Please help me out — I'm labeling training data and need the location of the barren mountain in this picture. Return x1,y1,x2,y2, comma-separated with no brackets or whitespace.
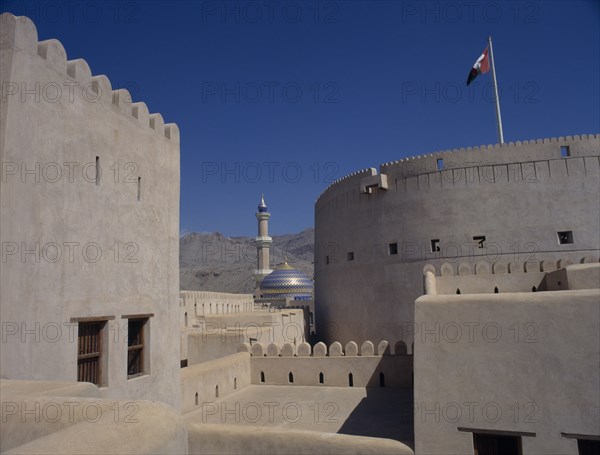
179,228,314,294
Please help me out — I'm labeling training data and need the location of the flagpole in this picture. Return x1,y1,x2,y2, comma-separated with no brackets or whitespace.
488,36,504,144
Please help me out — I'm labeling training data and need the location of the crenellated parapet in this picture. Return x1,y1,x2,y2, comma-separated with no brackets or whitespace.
423,257,600,295
380,134,599,173
423,255,599,278
247,340,413,388
316,133,599,206
315,167,375,202
0,13,179,142
241,339,411,357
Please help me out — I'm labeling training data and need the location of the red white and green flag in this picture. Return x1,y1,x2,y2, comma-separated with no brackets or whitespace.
466,47,490,86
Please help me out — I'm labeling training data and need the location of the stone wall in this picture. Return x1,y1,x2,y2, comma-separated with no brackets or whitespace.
413,282,600,455
423,256,599,295
0,379,187,454
243,340,412,388
183,308,305,364
180,291,255,325
187,423,414,455
181,352,251,415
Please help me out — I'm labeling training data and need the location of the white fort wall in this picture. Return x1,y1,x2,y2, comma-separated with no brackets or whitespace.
0,14,181,408
243,340,412,388
315,135,600,345
180,290,306,364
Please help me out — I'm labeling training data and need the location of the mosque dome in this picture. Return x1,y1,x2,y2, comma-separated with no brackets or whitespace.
259,262,314,301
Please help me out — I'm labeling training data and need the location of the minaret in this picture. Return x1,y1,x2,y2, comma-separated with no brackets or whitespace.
255,194,272,293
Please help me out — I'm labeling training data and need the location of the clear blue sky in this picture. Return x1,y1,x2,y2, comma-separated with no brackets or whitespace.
3,0,599,236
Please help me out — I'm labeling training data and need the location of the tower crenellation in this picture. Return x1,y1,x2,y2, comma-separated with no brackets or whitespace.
0,13,179,143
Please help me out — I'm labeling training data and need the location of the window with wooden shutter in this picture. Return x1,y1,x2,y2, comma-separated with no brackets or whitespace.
127,318,147,378
77,321,106,385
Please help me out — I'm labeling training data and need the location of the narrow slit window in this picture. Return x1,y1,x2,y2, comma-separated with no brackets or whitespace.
95,156,100,185
388,243,398,255
560,145,570,157
430,239,440,252
557,231,574,244
137,177,141,201
348,373,354,387
195,393,199,406
288,372,294,383
347,252,354,261
436,158,444,170
379,372,385,387
319,372,324,384
325,255,330,265
473,235,486,248
260,371,265,383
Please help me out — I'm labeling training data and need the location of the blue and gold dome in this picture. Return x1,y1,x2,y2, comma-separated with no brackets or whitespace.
259,262,313,301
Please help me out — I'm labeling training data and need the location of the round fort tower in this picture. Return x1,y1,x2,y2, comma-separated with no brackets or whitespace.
314,134,600,347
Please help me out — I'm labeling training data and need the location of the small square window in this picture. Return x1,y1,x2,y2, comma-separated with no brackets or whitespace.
430,239,440,252
560,145,570,157
473,235,486,248
557,231,573,244
347,252,354,261
388,243,398,255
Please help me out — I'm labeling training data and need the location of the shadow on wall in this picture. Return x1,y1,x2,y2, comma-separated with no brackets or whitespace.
337,367,414,448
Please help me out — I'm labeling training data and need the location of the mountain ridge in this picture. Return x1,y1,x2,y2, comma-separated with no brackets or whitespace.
180,227,314,294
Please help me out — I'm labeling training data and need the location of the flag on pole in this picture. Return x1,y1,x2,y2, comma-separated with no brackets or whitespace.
466,48,490,86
